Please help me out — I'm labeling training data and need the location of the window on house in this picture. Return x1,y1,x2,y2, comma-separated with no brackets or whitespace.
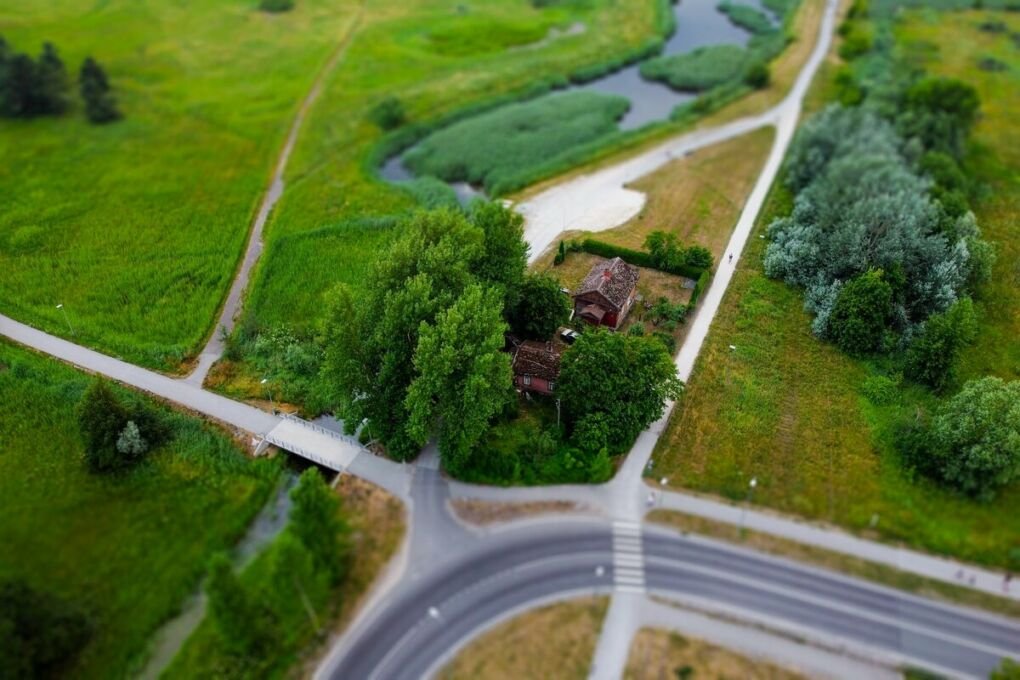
523,375,532,386
548,382,556,391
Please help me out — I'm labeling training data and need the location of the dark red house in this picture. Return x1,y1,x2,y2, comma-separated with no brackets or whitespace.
572,257,639,330
512,341,562,395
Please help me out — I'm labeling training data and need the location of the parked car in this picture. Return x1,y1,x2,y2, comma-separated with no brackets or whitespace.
560,328,581,345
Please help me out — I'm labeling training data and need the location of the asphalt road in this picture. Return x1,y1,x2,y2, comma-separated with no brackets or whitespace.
324,523,1020,680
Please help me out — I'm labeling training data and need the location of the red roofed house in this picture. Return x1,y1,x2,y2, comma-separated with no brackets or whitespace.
511,341,562,396
572,257,640,330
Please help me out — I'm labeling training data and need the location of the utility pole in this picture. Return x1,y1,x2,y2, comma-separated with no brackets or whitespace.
261,378,276,414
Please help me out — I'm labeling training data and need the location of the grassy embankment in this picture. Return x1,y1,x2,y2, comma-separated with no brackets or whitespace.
0,0,361,369
625,628,805,680
0,340,279,679
650,8,1020,569
165,475,405,678
439,598,608,680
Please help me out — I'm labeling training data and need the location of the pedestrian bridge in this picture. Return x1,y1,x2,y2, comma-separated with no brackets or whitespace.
264,414,363,471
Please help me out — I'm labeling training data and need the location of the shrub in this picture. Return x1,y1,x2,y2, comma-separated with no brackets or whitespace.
79,57,120,124
838,22,873,60
368,96,405,131
861,375,899,405
929,377,1020,499
259,0,294,12
827,270,892,355
640,45,750,92
903,297,977,390
76,379,130,472
580,238,706,278
744,60,771,89
554,240,566,265
289,469,350,584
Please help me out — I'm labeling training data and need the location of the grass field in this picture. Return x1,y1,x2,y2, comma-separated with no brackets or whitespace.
625,628,804,680
0,340,279,679
649,9,1020,569
0,0,361,368
165,475,405,678
439,598,608,680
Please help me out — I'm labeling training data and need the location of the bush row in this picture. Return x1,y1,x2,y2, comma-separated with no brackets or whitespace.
574,237,708,279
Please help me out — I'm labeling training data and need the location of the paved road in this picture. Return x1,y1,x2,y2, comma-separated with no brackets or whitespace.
320,522,1020,680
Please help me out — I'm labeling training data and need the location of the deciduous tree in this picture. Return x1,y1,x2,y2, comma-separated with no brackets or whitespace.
507,273,570,340
289,469,350,584
827,270,892,355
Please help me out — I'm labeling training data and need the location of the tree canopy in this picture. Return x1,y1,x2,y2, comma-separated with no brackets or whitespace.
289,469,350,585
507,273,571,340
0,580,91,679
557,331,683,451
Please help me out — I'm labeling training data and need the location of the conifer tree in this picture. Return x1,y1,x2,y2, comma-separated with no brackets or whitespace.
79,56,120,123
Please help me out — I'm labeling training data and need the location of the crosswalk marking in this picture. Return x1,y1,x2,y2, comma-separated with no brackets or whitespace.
612,521,645,594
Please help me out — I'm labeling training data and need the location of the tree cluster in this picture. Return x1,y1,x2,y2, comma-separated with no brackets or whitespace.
0,579,91,678
75,379,167,472
206,469,350,659
764,104,992,363
321,204,545,471
900,378,1020,500
0,36,119,123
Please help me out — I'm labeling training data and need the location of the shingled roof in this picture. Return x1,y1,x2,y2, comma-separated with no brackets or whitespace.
574,257,639,310
512,341,562,381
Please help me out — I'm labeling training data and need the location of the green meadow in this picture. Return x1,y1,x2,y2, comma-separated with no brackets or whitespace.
0,0,360,368
0,340,279,678
651,8,1020,569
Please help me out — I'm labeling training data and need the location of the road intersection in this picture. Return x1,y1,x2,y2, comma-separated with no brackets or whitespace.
2,0,1019,675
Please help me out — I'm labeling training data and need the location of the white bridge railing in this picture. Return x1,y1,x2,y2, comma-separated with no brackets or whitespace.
280,413,364,448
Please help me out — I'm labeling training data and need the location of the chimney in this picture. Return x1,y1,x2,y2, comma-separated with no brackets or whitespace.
602,268,612,281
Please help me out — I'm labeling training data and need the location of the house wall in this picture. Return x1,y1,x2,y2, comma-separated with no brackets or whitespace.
515,375,553,395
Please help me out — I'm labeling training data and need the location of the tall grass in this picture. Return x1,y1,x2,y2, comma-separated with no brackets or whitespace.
0,0,362,368
0,340,279,679
402,92,630,194
641,45,751,91
718,1,777,34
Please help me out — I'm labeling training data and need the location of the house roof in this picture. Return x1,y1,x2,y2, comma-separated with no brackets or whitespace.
574,257,639,310
512,341,562,381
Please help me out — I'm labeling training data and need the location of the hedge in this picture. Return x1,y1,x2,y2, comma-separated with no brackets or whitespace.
687,269,711,309
577,238,707,279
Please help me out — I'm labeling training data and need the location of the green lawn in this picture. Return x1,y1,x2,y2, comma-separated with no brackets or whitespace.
651,10,1020,570
0,341,279,678
0,0,361,368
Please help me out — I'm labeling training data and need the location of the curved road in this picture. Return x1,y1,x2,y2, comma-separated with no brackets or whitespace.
325,522,1020,680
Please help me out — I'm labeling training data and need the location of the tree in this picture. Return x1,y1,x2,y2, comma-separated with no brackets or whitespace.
471,201,528,309
79,57,120,124
259,0,295,12
682,245,713,270
744,60,770,89
826,270,892,355
900,77,980,157
406,285,512,473
269,532,322,633
645,231,681,269
557,331,683,451
929,377,1020,499
289,469,350,584
76,379,130,472
115,420,148,458
367,96,404,130
904,297,977,390
991,659,1020,680
206,554,271,655
0,579,91,679
507,273,571,340
1,53,39,117
36,42,69,114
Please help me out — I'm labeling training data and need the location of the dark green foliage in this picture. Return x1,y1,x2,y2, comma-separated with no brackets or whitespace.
79,57,120,124
899,76,980,157
904,297,977,390
640,45,750,92
76,379,130,471
259,0,295,12
368,96,405,131
0,580,91,679
687,270,712,310
991,659,1020,680
508,273,571,340
403,92,629,195
558,331,684,451
838,21,873,60
744,60,771,89
37,42,70,114
579,237,708,278
645,231,715,271
827,270,893,355
0,39,71,118
928,378,1020,499
718,2,776,34
205,554,273,655
834,66,865,105
977,56,1008,72
472,201,529,309
554,240,567,265
289,469,350,585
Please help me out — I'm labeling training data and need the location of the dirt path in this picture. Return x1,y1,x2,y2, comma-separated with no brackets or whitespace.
185,11,365,385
